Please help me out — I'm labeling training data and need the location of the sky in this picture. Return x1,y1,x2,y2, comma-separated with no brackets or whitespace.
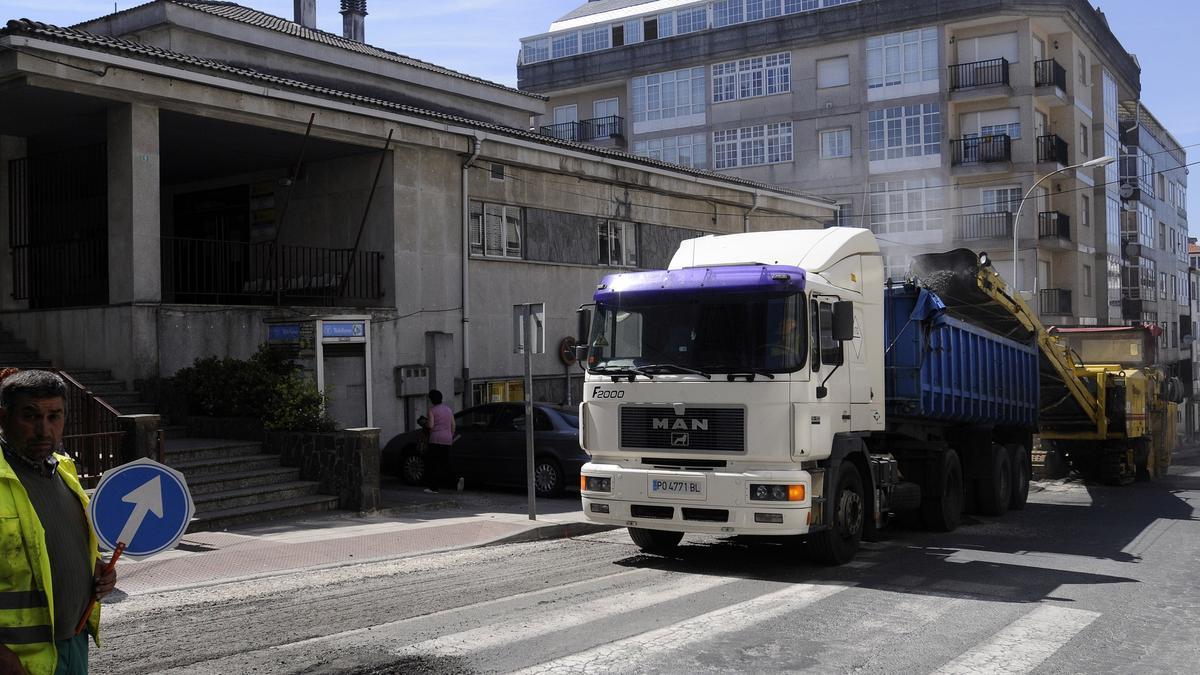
2,0,1198,229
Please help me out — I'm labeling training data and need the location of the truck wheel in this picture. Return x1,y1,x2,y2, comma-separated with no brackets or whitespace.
922,449,963,532
627,527,683,554
807,461,864,565
976,444,1011,516
1008,444,1029,510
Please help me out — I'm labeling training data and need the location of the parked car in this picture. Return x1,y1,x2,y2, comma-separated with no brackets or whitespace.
382,402,586,497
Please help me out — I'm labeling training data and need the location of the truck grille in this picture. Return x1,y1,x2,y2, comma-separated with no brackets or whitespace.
619,406,745,453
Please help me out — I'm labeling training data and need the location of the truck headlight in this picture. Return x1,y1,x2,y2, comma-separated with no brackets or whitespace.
582,475,611,492
749,483,805,501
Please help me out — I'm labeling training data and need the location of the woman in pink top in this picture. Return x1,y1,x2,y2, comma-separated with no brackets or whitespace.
423,389,456,493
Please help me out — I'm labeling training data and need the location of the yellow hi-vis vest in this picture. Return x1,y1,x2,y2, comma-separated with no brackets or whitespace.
0,451,102,675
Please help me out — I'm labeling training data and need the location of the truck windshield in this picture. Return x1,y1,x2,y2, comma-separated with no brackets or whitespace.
587,291,806,374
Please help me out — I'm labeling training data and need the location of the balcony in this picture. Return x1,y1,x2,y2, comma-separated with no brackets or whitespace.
952,135,1012,167
948,58,1010,97
956,211,1013,241
1034,58,1067,90
538,115,625,145
1037,134,1069,166
1039,288,1072,316
1038,211,1070,241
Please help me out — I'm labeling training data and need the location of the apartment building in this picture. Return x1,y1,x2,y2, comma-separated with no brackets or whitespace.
518,0,1153,327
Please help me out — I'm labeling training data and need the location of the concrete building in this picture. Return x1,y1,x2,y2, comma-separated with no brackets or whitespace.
518,0,1157,329
0,1,834,443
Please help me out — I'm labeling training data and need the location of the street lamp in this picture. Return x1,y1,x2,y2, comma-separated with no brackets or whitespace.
1011,154,1116,304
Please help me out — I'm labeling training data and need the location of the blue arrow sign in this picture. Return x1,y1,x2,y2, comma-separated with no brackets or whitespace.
88,458,195,559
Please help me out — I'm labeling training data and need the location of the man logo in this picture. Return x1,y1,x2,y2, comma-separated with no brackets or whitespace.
671,432,690,447
652,418,709,431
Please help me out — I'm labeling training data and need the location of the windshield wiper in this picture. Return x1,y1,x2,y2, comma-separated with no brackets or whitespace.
723,368,776,381
589,365,654,382
637,364,712,379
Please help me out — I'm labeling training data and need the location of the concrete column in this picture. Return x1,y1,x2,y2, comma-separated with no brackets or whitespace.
118,413,162,463
107,103,162,304
0,136,29,311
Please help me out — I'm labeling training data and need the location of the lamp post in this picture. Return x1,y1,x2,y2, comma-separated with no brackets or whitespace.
1012,154,1116,307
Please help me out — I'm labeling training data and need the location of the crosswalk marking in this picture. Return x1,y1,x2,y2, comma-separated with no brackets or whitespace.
933,604,1099,675
514,582,852,675
390,573,733,659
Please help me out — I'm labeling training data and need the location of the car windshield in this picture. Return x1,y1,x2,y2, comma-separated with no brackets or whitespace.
587,290,806,374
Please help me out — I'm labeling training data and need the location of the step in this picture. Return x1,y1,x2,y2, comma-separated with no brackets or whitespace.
79,380,128,394
187,494,342,532
162,440,264,463
167,454,284,477
63,369,115,383
160,425,191,440
193,481,323,512
97,391,144,406
116,403,158,415
186,466,303,495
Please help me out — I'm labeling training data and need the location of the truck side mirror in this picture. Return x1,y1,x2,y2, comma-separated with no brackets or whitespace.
832,301,854,342
576,306,592,345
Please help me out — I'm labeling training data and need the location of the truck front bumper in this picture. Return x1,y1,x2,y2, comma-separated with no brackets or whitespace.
580,462,814,536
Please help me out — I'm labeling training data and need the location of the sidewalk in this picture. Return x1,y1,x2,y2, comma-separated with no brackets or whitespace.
107,478,611,598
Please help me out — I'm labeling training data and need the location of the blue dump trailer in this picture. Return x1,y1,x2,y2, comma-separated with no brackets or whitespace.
869,282,1040,530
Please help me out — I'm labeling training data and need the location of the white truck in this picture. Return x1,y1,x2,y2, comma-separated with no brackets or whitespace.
576,229,1038,564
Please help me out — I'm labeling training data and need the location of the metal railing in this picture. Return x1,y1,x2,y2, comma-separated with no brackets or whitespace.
1037,134,1069,165
956,211,1013,240
1038,211,1071,240
56,370,125,489
951,135,1012,165
161,237,385,306
538,115,625,142
948,57,1010,91
1034,58,1067,90
1038,288,1072,315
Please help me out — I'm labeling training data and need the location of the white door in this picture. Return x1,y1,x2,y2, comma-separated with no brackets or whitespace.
552,104,578,140
591,98,619,139
1033,36,1045,62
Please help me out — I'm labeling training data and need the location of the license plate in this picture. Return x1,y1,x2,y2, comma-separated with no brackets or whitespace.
648,476,705,500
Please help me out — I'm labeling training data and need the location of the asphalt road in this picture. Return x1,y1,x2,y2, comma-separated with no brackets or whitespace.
95,449,1200,674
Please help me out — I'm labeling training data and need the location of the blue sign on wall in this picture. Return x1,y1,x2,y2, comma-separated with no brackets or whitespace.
322,321,365,339
268,323,302,343
88,458,195,559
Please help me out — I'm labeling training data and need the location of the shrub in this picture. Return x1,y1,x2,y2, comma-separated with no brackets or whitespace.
264,372,337,432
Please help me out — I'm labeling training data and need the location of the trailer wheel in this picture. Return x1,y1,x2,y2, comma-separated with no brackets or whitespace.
922,449,963,532
627,527,683,554
976,444,1011,516
808,461,864,565
1008,444,1029,511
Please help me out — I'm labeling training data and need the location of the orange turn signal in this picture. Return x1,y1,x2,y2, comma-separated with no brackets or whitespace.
788,484,805,501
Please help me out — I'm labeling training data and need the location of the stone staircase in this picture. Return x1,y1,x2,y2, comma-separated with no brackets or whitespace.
164,434,341,532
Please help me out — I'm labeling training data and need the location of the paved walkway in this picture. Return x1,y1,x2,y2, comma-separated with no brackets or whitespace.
107,479,606,598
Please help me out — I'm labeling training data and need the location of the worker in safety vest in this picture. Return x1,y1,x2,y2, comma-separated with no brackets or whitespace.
0,370,115,675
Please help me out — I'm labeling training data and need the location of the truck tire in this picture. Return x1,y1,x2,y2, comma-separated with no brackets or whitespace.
976,444,1011,516
1008,444,1029,510
627,527,683,554
807,461,864,565
922,449,963,532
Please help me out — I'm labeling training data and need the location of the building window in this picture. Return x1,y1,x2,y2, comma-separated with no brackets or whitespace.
598,221,637,266
820,128,851,158
522,38,549,64
1079,124,1089,156
469,201,523,258
623,17,643,44
867,27,939,90
633,133,709,168
676,7,707,34
551,32,579,59
1078,52,1088,84
835,201,854,227
785,0,820,11
1081,194,1090,227
868,103,941,161
817,56,850,88
868,179,945,235
714,0,744,27
712,53,791,102
657,12,675,37
1083,264,1093,296
580,26,610,53
631,67,706,123
713,122,793,169
982,186,1022,214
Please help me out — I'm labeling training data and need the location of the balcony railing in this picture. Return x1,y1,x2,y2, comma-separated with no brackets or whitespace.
956,211,1013,240
538,115,625,143
161,237,386,306
1039,288,1072,315
1034,58,1067,90
1038,211,1071,240
952,135,1012,166
949,57,1010,91
1037,134,1069,165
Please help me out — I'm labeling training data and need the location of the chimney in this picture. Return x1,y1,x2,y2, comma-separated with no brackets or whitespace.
294,0,316,29
340,0,366,42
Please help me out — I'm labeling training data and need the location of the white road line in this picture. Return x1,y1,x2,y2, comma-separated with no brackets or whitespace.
515,582,852,675
933,604,1100,675
390,573,733,659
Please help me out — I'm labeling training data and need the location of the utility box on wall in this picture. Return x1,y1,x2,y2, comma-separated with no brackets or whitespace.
394,365,430,398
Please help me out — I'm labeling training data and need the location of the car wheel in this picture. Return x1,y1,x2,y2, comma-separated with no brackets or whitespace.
400,447,425,485
628,527,683,553
534,456,564,497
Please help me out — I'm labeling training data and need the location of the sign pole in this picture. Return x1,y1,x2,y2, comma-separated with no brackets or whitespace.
523,305,536,521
